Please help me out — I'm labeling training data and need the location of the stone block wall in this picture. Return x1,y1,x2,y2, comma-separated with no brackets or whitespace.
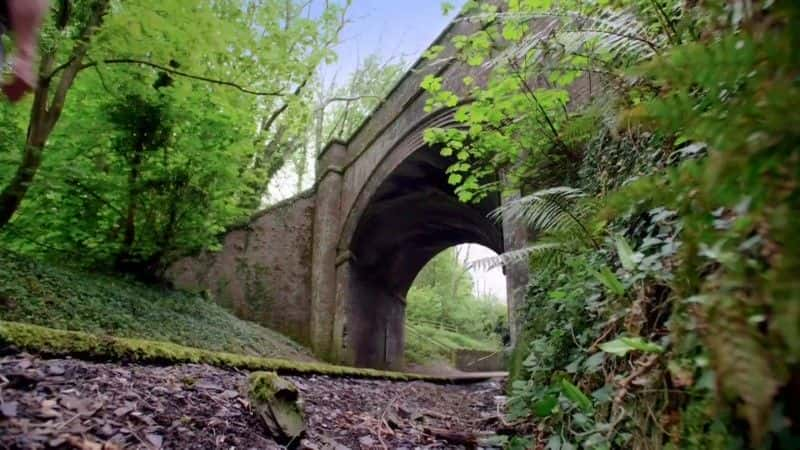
165,193,316,345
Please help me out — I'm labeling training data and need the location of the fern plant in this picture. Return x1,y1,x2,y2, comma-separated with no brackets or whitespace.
471,186,597,271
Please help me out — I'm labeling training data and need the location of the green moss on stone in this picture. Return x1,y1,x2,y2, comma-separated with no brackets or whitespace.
0,321,448,381
248,371,296,402
247,371,306,442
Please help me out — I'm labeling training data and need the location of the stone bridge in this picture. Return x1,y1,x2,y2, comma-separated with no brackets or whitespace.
167,16,530,370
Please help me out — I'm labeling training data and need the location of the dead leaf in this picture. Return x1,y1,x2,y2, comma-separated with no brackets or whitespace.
66,435,104,450
1,401,18,418
113,405,134,418
146,433,163,449
195,382,223,391
46,364,66,376
40,399,60,418
221,389,239,399
96,423,115,438
60,396,85,412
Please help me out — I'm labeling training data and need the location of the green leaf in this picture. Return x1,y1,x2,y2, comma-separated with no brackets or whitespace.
502,22,526,42
533,394,558,417
560,379,593,412
448,174,463,185
421,75,442,93
584,352,606,372
457,190,474,202
599,337,664,357
615,236,642,271
591,267,625,296
440,1,455,15
423,45,446,60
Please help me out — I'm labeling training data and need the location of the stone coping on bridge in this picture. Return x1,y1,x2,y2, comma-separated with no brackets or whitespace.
0,321,504,384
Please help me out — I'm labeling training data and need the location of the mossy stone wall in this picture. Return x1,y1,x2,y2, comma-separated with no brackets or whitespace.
166,194,316,346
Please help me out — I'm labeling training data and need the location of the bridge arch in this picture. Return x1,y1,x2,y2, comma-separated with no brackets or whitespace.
328,109,504,369
336,108,469,253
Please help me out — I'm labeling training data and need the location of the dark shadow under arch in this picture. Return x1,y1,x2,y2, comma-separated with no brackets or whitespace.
343,144,503,368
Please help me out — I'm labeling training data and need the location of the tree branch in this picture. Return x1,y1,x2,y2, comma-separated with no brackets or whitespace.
319,94,383,110
47,58,289,97
509,61,566,150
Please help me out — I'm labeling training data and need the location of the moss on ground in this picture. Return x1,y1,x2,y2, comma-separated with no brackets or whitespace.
0,321,453,381
0,251,311,360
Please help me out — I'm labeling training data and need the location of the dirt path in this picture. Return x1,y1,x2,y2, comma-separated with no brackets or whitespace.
0,354,507,449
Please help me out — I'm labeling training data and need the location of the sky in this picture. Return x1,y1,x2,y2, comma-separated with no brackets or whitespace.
270,0,507,302
321,0,465,82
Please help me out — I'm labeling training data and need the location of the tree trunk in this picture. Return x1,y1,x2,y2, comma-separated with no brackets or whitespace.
0,55,54,227
118,147,143,264
0,0,110,229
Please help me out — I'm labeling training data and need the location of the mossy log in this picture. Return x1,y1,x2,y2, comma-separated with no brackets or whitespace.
246,372,305,444
0,321,435,380
0,321,501,383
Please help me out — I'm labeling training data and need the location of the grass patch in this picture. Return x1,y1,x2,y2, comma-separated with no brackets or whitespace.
0,252,312,361
405,322,499,365
0,321,446,381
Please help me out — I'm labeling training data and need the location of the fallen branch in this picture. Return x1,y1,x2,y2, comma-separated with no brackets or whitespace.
614,354,661,405
377,391,403,450
424,427,479,448
420,409,450,420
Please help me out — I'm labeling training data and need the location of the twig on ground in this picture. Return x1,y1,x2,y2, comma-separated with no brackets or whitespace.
377,390,403,450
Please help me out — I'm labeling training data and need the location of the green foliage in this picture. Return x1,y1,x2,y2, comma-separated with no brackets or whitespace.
406,248,507,340
320,54,406,143
598,337,663,357
428,0,799,448
0,251,311,360
404,322,497,366
404,248,507,365
423,0,676,203
0,0,347,274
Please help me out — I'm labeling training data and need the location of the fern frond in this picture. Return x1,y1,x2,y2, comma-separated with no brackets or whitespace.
484,9,660,70
469,243,564,271
487,187,598,267
569,9,661,58
490,187,586,235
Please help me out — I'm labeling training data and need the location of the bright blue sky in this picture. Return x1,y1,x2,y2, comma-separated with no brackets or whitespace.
321,0,467,81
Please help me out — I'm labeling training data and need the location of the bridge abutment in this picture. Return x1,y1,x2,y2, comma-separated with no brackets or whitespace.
325,254,407,370
310,141,347,361
501,189,530,347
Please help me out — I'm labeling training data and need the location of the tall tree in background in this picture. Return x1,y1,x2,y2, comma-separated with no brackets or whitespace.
0,0,349,274
285,53,406,194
